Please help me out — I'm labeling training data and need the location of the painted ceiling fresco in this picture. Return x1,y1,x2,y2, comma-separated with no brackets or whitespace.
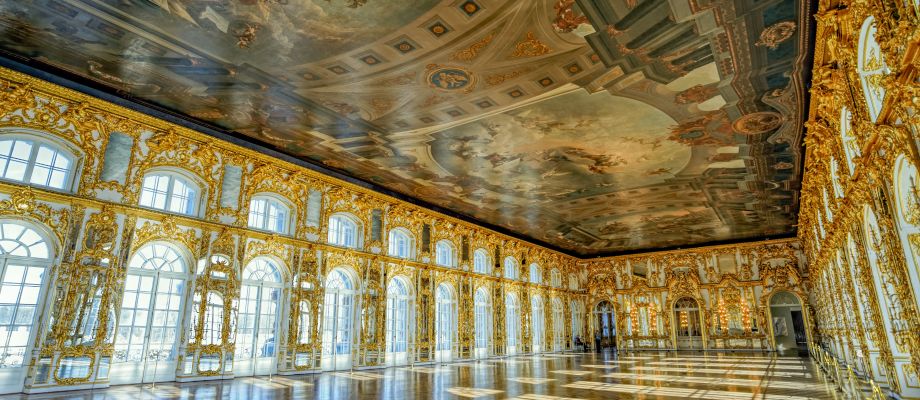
0,0,810,255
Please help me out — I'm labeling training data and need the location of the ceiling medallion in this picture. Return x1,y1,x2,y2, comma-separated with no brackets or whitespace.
732,111,784,135
755,21,796,50
425,64,477,93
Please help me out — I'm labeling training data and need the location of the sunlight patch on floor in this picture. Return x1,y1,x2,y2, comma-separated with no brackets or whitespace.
508,377,556,384
631,365,812,378
330,371,386,381
446,387,504,398
600,372,829,391
562,381,825,400
506,393,587,400
550,370,594,376
646,361,807,371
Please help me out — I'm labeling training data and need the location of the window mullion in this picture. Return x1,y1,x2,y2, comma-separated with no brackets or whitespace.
164,177,176,212
23,142,39,184
142,272,161,360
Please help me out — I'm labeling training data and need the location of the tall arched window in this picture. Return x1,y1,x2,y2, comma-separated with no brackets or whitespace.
474,288,491,358
531,295,545,352
139,172,200,216
235,258,284,376
321,269,356,371
0,137,76,191
505,293,520,355
530,263,542,285
857,17,888,122
570,300,584,347
327,214,359,249
385,277,411,366
473,249,490,274
0,221,52,394
435,240,455,268
552,298,564,351
387,229,413,259
113,243,189,384
594,301,616,349
435,283,456,361
504,257,519,280
248,195,291,234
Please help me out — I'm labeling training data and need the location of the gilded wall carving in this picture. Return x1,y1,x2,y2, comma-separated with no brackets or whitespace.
582,239,810,352
0,66,585,392
799,0,920,396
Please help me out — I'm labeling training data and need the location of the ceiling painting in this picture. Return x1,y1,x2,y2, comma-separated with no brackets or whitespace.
0,0,810,255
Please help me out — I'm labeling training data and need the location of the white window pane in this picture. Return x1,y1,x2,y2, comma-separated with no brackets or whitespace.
142,176,158,190
53,153,70,169
0,285,20,303
153,175,170,191
35,146,54,164
29,165,51,186
152,191,167,210
2,224,23,241
5,160,27,181
11,141,32,161
3,265,24,284
24,268,43,285
48,170,67,189
18,286,39,305
139,190,154,208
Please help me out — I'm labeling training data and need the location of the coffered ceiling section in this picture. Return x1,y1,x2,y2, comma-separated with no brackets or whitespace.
0,0,809,255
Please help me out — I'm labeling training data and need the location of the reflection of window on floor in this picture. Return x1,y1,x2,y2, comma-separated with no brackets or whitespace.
445,387,504,398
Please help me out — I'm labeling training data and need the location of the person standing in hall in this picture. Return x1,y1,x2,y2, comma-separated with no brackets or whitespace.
594,331,601,352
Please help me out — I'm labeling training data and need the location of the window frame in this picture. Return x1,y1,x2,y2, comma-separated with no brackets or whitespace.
114,242,191,365
529,263,542,285
435,240,456,268
0,135,79,192
387,228,414,259
504,257,519,280
327,214,360,249
138,170,203,217
247,194,293,234
0,220,53,371
473,249,490,274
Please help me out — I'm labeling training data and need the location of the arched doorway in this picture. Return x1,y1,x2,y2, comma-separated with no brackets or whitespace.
112,242,190,385
531,295,545,353
0,221,54,394
571,300,584,350
552,298,564,352
673,297,703,350
235,258,284,376
385,277,411,366
435,283,456,362
593,300,616,350
768,291,808,354
474,288,491,359
505,293,520,355
321,268,356,371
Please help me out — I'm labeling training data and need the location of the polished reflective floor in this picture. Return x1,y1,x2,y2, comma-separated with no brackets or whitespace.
0,351,842,400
